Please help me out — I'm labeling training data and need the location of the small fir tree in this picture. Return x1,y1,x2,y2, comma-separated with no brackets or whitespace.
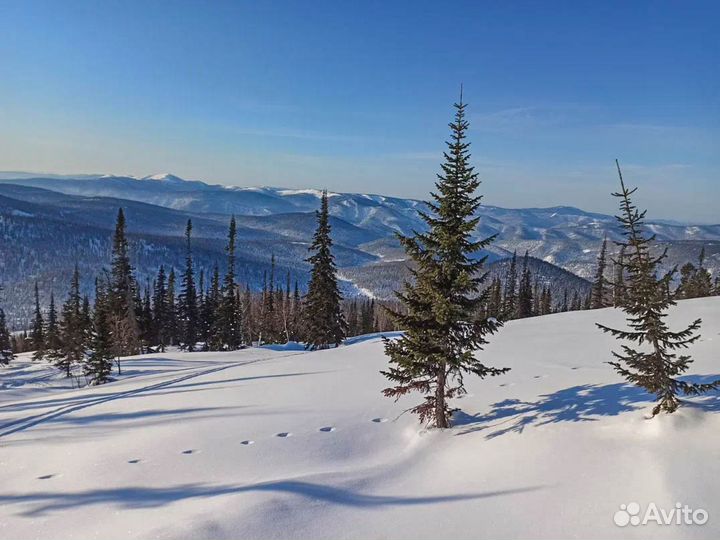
597,161,720,415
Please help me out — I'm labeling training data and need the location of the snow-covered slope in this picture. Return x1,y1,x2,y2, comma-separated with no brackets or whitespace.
2,298,719,539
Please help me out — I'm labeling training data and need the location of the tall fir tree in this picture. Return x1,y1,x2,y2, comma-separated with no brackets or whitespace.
382,95,508,428
57,265,85,377
152,265,169,351
517,251,534,318
590,236,610,309
597,161,719,415
215,216,243,349
203,264,221,350
303,190,347,349
31,282,46,361
85,278,114,384
45,292,62,361
502,251,518,318
179,220,199,351
109,208,139,356
166,268,178,346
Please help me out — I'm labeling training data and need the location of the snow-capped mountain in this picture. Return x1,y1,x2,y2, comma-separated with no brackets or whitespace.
0,172,718,325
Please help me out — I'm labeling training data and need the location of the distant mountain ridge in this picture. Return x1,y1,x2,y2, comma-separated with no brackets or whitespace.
0,172,718,327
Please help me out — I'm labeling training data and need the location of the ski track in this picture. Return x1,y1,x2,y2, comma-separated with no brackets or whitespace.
0,352,304,440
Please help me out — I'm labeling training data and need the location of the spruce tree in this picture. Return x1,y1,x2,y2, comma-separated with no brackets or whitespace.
517,251,534,318
382,95,508,428
139,282,153,352
303,190,347,349
45,292,62,361
503,251,518,318
0,314,12,364
597,161,719,415
57,265,85,377
216,216,242,349
203,264,221,350
179,220,198,351
152,265,169,352
166,268,178,345
85,278,114,384
691,247,713,298
290,281,302,341
591,236,609,309
31,282,46,361
109,208,139,356
0,306,13,365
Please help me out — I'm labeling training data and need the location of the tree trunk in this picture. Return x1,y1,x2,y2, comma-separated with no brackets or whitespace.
435,364,449,428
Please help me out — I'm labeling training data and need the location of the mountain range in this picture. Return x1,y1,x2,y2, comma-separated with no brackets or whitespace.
0,172,718,327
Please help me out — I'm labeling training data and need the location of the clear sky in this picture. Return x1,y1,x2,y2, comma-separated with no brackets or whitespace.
0,1,718,221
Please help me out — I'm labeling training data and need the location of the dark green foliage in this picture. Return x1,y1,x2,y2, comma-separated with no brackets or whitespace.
57,265,86,377
517,251,534,318
503,251,518,317
31,282,45,361
0,307,13,365
303,191,347,350
382,96,508,428
202,264,221,350
152,265,170,352
109,208,139,356
591,236,610,309
676,248,713,299
85,278,114,385
179,220,198,351
166,268,179,346
214,216,243,349
597,161,719,416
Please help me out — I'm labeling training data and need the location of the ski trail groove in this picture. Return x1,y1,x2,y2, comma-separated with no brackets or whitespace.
0,352,304,440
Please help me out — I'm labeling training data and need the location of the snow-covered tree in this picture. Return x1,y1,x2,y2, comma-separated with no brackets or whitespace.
597,161,720,415
383,95,508,428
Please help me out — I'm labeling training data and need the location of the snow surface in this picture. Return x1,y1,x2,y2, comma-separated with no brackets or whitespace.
1,298,719,539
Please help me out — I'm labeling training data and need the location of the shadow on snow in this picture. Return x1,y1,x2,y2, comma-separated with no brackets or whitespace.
0,481,544,516
454,374,720,439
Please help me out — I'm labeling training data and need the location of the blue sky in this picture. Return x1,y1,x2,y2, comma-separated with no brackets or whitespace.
0,1,718,221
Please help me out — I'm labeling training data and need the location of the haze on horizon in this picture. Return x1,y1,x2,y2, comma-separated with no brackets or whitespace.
0,1,718,222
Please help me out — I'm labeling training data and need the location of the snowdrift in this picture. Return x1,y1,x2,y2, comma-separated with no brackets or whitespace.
1,298,719,539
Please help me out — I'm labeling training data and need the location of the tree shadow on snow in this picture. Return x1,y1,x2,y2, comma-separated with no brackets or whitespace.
454,374,720,439
0,481,544,517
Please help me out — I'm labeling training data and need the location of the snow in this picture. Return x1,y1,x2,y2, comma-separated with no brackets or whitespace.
142,173,185,183
1,297,719,539
276,188,341,198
